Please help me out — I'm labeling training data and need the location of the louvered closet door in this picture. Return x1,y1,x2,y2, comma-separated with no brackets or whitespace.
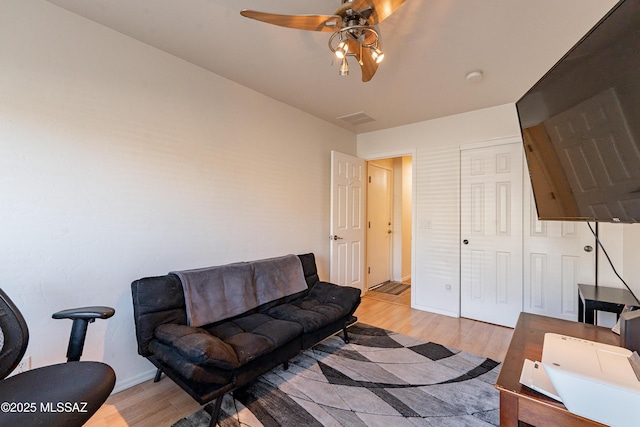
461,142,523,328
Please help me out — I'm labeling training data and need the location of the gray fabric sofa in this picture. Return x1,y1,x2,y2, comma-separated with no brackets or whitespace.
131,253,361,426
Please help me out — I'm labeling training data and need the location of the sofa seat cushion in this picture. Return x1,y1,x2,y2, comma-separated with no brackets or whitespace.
149,340,235,384
264,281,361,333
206,313,303,366
154,324,240,370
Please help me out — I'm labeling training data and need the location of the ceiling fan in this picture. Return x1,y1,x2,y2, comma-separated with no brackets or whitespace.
240,0,407,82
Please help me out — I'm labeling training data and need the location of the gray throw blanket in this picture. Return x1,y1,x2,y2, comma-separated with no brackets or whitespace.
172,254,308,327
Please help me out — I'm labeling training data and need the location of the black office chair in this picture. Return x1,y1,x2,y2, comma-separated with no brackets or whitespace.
0,288,116,426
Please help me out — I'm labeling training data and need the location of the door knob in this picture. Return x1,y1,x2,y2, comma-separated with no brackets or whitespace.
331,235,344,240
584,245,593,252
463,239,469,245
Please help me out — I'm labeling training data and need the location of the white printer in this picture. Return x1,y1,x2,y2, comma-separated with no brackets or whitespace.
520,333,640,427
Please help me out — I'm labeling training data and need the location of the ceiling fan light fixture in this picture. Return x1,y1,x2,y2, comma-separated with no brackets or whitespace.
335,41,349,59
339,57,349,76
371,47,384,64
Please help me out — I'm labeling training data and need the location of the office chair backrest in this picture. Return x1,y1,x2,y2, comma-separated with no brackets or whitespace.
0,288,29,380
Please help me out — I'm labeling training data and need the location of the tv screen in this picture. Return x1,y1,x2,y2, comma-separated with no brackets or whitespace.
516,0,640,223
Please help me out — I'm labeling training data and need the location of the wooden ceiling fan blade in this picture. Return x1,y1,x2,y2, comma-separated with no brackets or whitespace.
346,40,379,82
359,50,379,82
240,10,342,32
349,0,406,25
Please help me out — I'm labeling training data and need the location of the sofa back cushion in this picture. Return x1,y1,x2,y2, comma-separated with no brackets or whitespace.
172,254,308,327
298,253,320,288
172,262,255,328
251,255,308,305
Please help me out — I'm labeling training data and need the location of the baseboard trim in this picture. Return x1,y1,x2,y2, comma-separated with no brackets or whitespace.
112,368,157,394
411,302,459,318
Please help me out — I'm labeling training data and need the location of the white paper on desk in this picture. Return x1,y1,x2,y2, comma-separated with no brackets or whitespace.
519,359,563,402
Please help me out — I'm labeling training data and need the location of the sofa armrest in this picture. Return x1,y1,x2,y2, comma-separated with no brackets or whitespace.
154,324,240,370
307,281,361,314
131,275,187,357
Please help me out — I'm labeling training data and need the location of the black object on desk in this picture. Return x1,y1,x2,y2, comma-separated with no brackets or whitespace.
578,283,639,325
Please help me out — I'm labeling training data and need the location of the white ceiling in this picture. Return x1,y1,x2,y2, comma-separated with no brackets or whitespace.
45,0,617,134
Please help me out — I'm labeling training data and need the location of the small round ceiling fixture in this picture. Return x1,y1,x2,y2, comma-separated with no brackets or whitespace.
465,70,484,82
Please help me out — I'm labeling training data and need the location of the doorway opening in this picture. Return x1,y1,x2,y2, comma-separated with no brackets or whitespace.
365,156,412,306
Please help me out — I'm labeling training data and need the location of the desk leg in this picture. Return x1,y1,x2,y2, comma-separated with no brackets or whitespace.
499,392,519,427
578,296,584,323
585,301,595,325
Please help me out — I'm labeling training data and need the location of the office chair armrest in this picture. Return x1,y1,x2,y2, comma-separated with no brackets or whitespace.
52,306,115,361
52,306,115,321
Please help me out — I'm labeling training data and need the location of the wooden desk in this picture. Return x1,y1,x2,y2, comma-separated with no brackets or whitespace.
495,312,620,427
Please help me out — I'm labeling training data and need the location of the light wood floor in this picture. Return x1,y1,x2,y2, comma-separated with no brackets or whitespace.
85,290,513,427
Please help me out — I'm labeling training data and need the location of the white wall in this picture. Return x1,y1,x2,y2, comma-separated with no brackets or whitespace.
0,0,355,392
391,157,403,281
623,225,640,299
401,156,412,281
595,223,626,326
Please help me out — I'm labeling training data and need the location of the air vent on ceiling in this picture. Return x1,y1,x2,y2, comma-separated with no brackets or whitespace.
337,111,376,125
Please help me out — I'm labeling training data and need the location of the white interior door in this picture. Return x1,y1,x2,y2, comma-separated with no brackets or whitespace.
367,163,392,288
330,151,365,290
524,178,596,321
461,142,523,327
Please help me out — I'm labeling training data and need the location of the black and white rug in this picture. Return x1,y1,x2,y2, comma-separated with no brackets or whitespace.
172,324,501,427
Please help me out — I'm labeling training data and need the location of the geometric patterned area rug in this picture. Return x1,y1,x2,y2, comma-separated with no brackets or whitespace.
172,323,501,427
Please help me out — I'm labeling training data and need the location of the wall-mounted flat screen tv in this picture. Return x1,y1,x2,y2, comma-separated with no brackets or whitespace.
516,0,640,223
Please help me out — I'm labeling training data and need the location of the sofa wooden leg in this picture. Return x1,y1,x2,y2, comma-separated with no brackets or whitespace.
153,368,163,383
342,326,350,344
283,361,289,370
208,395,224,427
